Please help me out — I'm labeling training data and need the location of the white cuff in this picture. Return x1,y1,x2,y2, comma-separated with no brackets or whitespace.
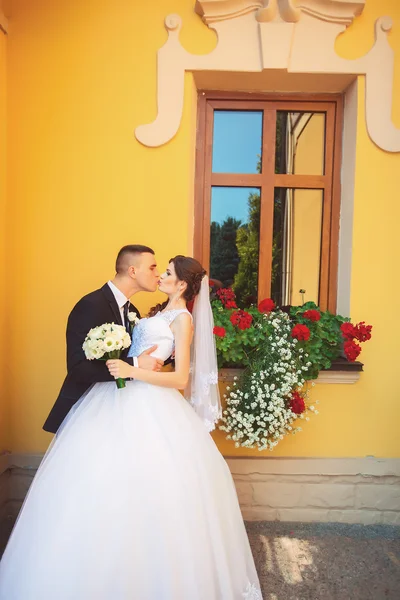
133,356,139,368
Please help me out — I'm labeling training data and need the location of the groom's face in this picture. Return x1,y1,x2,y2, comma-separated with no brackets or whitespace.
134,252,159,292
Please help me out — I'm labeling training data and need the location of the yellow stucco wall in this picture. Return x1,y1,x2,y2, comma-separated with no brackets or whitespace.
0,9,8,454
2,0,400,457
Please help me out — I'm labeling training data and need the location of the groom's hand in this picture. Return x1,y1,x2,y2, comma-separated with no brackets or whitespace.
138,346,163,372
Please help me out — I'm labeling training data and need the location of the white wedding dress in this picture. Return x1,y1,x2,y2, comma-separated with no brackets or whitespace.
0,309,262,600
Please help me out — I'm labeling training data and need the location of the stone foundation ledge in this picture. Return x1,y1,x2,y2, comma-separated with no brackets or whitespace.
226,457,400,525
0,454,42,522
1,455,399,526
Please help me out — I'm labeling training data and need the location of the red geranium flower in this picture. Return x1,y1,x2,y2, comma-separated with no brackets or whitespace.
230,310,253,330
225,300,237,309
340,322,357,340
341,321,372,344
258,298,276,313
303,309,321,322
216,288,237,309
213,326,226,338
289,391,306,415
291,323,311,341
353,321,372,342
344,340,361,362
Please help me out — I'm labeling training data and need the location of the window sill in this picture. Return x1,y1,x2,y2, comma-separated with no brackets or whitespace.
219,359,363,385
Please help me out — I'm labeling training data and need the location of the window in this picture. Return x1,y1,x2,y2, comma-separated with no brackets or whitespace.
194,92,343,311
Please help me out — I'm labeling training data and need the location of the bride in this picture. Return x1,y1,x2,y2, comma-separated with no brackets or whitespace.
0,255,262,600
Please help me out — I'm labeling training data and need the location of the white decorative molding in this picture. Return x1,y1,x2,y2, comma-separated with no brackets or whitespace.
0,453,42,482
4,453,400,477
227,456,400,477
135,0,400,153
195,0,265,24
296,0,365,25
260,0,301,23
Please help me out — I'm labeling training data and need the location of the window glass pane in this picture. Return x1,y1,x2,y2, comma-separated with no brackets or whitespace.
210,186,260,307
272,188,323,307
212,111,262,174
275,112,325,175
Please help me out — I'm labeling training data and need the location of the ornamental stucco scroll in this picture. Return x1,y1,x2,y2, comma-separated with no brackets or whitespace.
134,0,400,153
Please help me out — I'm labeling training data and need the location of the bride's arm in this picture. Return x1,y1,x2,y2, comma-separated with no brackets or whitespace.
106,313,192,389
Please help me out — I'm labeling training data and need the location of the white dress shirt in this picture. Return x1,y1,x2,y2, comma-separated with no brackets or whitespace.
107,280,129,325
107,281,138,366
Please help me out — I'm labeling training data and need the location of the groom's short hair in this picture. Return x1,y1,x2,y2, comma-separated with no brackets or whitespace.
116,244,155,273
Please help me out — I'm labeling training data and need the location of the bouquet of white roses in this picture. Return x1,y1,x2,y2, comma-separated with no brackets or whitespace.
82,323,131,389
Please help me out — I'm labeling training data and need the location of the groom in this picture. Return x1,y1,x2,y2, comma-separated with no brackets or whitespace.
43,244,163,433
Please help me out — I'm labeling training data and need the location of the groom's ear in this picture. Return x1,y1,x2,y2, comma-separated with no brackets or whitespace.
128,265,136,278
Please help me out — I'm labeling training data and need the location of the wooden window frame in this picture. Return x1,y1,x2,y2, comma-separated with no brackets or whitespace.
194,91,344,312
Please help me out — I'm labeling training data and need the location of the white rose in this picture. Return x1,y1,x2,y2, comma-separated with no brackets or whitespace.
89,327,103,340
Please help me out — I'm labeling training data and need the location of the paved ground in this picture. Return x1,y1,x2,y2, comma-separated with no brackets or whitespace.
1,515,399,598
246,521,400,600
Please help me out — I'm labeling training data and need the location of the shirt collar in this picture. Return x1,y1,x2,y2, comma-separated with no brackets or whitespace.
107,280,129,310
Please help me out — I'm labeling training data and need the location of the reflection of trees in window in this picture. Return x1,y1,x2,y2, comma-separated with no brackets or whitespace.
232,189,283,307
233,145,283,306
210,217,241,288
231,192,259,306
209,190,260,308
272,188,284,305
275,112,285,174
233,159,261,306
209,186,287,307
210,199,259,306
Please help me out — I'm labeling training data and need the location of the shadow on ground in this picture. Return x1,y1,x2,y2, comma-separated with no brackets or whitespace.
246,521,400,600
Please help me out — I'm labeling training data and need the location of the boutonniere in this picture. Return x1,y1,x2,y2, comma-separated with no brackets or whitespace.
127,311,140,334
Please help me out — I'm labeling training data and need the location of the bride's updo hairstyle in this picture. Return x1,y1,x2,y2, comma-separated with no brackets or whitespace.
173,255,207,302
148,255,206,317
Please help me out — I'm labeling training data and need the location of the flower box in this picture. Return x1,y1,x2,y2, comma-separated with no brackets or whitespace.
211,289,371,450
219,359,363,386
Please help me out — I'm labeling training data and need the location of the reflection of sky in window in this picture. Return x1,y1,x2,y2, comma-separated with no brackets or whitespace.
212,111,262,174
211,187,260,225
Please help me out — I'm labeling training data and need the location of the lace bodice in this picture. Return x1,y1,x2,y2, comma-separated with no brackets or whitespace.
127,309,191,361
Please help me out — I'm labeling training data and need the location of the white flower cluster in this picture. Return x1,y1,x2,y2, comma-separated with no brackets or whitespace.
128,311,140,325
219,311,315,451
82,323,131,360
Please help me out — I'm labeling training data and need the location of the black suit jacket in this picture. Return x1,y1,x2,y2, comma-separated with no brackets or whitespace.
43,283,140,433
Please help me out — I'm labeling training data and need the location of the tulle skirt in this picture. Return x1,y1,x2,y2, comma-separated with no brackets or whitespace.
0,380,262,599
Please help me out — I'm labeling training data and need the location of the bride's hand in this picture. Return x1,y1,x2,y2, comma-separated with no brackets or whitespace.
106,359,133,380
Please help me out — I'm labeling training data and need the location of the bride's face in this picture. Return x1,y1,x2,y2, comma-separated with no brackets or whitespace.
158,262,187,297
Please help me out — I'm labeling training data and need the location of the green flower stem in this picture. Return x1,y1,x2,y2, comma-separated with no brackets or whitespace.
100,351,126,389
116,377,126,389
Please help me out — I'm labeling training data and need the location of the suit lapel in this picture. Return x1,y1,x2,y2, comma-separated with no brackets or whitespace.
101,283,123,326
